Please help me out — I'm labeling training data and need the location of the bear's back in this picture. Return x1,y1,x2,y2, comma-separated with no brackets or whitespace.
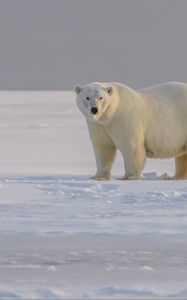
138,82,187,104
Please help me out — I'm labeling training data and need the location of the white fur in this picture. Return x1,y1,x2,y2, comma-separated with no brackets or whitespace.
75,81,187,180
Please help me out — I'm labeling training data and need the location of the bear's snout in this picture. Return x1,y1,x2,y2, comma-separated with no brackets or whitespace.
91,107,98,115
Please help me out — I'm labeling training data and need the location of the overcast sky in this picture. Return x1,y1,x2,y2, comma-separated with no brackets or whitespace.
0,0,187,90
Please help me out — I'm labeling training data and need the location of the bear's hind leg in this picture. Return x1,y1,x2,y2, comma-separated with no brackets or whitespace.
174,153,187,179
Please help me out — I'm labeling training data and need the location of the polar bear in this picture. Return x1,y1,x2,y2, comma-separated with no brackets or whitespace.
75,81,187,180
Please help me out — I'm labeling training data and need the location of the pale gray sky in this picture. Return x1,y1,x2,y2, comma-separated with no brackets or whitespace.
0,0,187,90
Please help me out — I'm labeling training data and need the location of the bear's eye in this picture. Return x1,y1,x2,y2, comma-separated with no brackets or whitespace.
99,97,103,100
86,97,90,100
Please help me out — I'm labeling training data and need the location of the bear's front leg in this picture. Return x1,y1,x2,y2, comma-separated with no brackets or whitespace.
87,122,117,180
121,144,146,180
91,142,117,180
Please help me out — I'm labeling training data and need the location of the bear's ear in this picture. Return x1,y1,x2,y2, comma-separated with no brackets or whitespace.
106,87,113,95
74,85,82,95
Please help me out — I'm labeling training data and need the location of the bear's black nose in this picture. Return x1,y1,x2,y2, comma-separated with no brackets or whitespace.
91,107,98,115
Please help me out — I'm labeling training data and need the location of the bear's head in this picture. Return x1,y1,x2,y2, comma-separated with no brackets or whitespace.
75,82,117,124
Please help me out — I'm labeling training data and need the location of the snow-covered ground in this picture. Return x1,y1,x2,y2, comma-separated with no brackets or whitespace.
0,91,187,299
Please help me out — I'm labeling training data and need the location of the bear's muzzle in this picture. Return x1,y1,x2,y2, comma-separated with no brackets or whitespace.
91,107,98,115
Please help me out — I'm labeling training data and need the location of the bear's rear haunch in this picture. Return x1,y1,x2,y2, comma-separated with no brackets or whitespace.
75,81,187,180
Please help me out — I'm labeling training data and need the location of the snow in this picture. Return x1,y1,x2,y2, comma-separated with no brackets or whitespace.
0,91,187,299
